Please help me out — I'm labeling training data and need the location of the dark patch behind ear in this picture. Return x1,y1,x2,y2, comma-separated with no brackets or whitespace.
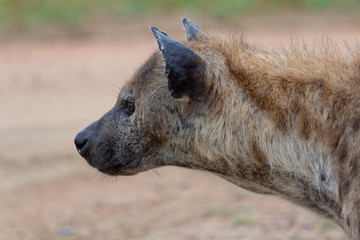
151,26,205,99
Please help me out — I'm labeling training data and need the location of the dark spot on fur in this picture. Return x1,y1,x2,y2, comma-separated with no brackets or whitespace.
352,118,360,133
346,217,351,227
320,173,326,181
276,114,288,133
329,133,341,153
350,159,358,175
292,101,300,117
339,143,348,162
180,116,193,129
316,82,324,88
249,141,268,168
300,117,310,139
339,178,350,202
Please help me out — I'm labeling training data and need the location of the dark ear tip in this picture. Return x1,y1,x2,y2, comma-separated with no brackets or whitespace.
150,26,158,35
182,18,192,28
150,26,169,39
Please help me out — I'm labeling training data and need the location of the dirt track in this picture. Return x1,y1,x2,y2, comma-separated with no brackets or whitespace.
1,15,359,240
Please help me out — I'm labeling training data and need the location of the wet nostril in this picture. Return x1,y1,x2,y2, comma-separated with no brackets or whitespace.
75,139,87,151
74,134,88,152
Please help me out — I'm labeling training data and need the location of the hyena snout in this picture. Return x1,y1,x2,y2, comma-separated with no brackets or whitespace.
74,121,97,159
74,110,133,175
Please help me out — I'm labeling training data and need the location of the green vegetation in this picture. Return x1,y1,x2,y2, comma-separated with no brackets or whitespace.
320,220,340,232
207,207,237,217
232,216,255,226
206,206,256,227
0,0,359,29
206,206,253,217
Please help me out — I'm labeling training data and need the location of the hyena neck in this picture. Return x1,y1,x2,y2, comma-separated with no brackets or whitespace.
216,104,343,225
212,42,359,225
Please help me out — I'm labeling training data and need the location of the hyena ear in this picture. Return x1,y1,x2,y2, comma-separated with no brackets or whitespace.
151,26,205,99
182,18,204,41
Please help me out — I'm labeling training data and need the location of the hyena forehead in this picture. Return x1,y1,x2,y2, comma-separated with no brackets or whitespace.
117,52,164,101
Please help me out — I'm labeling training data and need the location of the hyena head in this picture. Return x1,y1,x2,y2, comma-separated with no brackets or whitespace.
75,19,233,176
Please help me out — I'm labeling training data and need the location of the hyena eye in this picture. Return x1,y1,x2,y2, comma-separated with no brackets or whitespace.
126,100,135,114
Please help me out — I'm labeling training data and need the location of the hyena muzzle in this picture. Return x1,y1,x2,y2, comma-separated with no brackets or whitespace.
75,18,360,239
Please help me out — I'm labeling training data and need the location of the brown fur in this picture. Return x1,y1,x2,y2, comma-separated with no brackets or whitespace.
75,20,360,239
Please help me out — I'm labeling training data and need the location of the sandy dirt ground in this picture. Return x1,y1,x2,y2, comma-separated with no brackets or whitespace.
1,14,360,240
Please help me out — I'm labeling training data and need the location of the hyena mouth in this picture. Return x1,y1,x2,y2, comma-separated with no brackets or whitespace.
97,158,132,176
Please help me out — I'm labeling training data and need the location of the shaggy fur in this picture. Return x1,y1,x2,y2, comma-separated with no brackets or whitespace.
75,19,360,239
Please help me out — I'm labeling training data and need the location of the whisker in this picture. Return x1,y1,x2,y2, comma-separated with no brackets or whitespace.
148,169,163,183
108,82,126,99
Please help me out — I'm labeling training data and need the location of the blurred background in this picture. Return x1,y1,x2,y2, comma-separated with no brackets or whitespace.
1,1,359,239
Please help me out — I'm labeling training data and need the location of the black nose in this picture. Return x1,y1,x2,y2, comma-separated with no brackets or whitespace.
75,121,98,157
74,131,89,156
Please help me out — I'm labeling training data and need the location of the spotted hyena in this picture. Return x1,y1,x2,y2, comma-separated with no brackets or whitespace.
75,18,360,239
